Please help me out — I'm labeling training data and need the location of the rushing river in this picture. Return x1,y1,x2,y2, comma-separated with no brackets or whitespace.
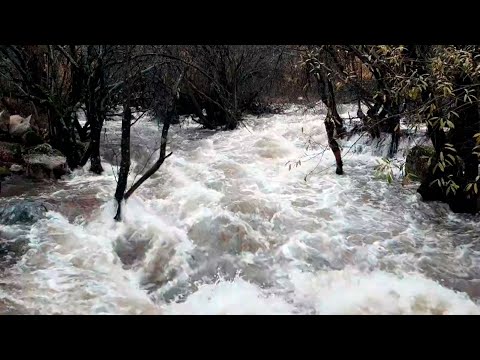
1,104,480,315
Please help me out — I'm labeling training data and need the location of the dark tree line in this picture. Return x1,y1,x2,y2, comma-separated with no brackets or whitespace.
2,45,480,215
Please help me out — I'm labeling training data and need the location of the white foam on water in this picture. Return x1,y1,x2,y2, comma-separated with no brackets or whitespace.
4,209,160,315
2,104,480,314
162,277,294,315
287,268,480,315
162,266,480,315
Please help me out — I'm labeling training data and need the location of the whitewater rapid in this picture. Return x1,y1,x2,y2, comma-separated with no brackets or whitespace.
1,104,480,315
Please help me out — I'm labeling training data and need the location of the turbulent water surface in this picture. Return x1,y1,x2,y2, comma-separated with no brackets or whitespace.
1,105,480,315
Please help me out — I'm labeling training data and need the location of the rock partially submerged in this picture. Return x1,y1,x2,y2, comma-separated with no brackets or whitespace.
9,164,23,173
0,200,53,225
0,111,68,182
0,200,52,271
405,145,435,182
0,141,69,181
24,144,68,180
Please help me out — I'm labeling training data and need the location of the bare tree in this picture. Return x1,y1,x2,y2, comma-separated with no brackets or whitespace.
112,52,184,221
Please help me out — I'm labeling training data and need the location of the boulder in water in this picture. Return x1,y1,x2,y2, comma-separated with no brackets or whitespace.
405,145,435,182
0,200,50,270
9,164,23,173
24,144,68,180
0,200,53,225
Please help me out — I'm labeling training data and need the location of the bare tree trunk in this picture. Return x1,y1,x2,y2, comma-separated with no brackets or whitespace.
314,69,344,175
89,113,104,174
114,106,132,221
79,142,93,166
85,45,106,175
49,112,81,169
325,77,344,135
325,112,343,175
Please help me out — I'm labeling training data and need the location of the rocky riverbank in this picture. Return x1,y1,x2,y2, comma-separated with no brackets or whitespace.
0,141,69,189
0,111,69,192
